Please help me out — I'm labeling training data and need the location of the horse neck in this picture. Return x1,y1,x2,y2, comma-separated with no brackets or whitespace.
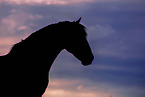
45,45,63,66
26,37,64,71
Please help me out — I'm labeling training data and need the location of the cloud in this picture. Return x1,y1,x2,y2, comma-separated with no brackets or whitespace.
88,24,115,40
0,37,18,46
2,0,145,6
48,49,145,91
44,89,97,97
0,7,45,37
44,89,101,97
43,78,116,97
0,10,31,35
42,78,145,97
0,36,23,55
0,6,45,55
0,8,42,55
1,0,94,5
85,2,145,59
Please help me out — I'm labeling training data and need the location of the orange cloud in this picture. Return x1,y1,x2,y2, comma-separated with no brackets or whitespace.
0,36,24,55
44,89,97,97
43,78,116,97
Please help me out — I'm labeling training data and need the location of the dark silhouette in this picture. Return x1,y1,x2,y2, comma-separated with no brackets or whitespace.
0,18,94,97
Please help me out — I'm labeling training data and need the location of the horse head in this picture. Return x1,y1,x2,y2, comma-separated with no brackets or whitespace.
64,18,94,66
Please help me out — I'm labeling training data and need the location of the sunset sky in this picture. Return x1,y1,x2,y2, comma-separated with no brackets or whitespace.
0,0,145,97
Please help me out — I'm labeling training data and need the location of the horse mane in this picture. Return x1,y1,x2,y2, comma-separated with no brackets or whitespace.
57,21,87,38
9,39,25,54
9,21,87,54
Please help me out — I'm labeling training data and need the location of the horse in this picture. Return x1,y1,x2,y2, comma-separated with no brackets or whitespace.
0,18,94,97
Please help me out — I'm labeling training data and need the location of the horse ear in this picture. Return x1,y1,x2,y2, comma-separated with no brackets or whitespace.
76,17,81,23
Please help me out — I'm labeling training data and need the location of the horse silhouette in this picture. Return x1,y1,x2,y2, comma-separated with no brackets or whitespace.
0,18,94,97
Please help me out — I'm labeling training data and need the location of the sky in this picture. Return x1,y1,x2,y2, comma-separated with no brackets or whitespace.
0,0,145,97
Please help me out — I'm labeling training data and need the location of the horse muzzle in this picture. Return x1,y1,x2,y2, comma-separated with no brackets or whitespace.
81,55,94,66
